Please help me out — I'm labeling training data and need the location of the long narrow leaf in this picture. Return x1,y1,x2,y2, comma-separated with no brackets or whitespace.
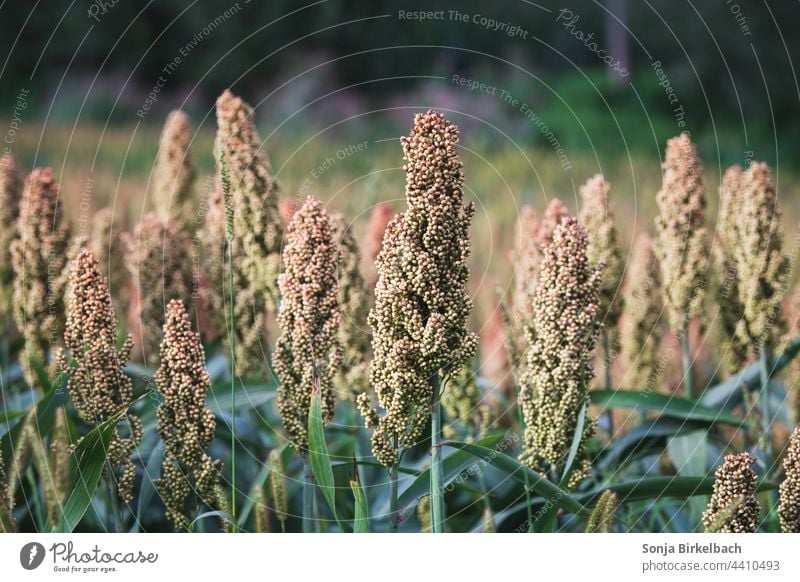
590,389,745,426
578,477,778,506
57,413,122,532
350,479,368,533
308,388,347,531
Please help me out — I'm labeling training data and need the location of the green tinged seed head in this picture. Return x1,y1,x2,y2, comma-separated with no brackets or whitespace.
441,367,492,440
620,232,664,391
268,449,288,523
779,427,800,533
124,213,194,362
654,134,709,331
250,481,270,533
215,90,282,310
519,216,601,488
357,111,477,467
61,248,141,502
417,495,431,533
11,167,73,386
275,196,341,452
579,174,624,328
329,212,371,400
702,452,760,533
154,110,197,233
155,299,221,529
0,448,15,532
732,162,788,352
585,489,618,533
0,154,22,322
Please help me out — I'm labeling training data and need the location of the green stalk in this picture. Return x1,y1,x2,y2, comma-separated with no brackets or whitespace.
430,374,445,533
681,313,693,400
389,459,399,533
602,330,614,436
758,342,774,470
227,240,238,532
302,455,316,533
103,464,121,533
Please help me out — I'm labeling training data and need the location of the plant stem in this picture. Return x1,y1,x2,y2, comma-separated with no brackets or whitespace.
681,313,693,400
389,459,399,533
430,373,445,533
227,240,238,532
602,329,614,436
758,342,774,471
302,455,316,533
103,465,121,533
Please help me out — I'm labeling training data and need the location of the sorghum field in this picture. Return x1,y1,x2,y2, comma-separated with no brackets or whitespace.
2,1,800,537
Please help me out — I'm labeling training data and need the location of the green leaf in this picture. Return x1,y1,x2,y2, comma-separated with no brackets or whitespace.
444,440,590,517
578,477,778,506
560,400,587,487
701,336,800,410
57,413,122,532
130,438,164,532
590,389,745,426
308,388,347,531
29,353,53,392
598,418,711,470
350,479,368,533
397,433,506,512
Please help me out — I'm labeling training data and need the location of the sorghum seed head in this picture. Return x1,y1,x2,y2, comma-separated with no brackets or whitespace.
579,174,624,327
620,232,665,391
779,427,800,532
11,167,73,386
702,452,760,533
417,495,431,533
61,248,141,503
278,197,298,227
92,207,128,309
441,366,492,440
784,285,800,426
124,213,194,362
586,490,618,533
362,201,394,290
0,448,15,532
360,111,478,467
155,299,221,529
0,154,22,322
732,162,788,350
154,110,197,233
275,196,341,452
480,303,515,397
268,449,288,522
215,89,283,310
250,481,270,533
519,216,601,488
654,133,709,330
330,211,371,399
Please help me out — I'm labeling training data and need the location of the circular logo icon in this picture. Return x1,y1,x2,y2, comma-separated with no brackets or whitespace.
19,542,45,570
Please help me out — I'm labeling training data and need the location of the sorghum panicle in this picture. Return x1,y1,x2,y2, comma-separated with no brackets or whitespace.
586,490,618,533
330,211,371,399
519,216,601,487
784,285,800,426
278,197,298,227
250,482,270,533
714,166,749,372
268,449,288,523
154,110,197,233
11,167,73,386
362,201,394,290
654,133,709,330
61,248,141,503
702,452,760,533
155,299,221,529
779,427,800,532
358,111,478,467
441,367,492,440
0,448,14,532
579,174,624,327
92,207,128,310
0,154,22,322
124,213,194,362
215,89,283,310
200,180,267,378
275,197,341,452
733,162,788,351
620,232,664,391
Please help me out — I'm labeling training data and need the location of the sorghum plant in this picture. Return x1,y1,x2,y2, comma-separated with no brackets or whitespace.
330,211,370,399
154,110,197,233
585,490,618,533
654,134,708,397
274,196,341,451
714,165,749,372
620,232,664,391
11,167,73,386
519,216,602,488
268,449,288,527
578,174,624,329
702,453,760,533
779,427,800,532
92,207,128,310
278,197,298,226
155,299,222,530
124,213,194,362
441,367,491,439
0,154,21,323
61,248,142,504
215,89,283,310
357,111,477,465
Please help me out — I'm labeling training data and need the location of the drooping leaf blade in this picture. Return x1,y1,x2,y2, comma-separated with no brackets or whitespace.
308,388,348,531
590,389,745,426
350,479,368,533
